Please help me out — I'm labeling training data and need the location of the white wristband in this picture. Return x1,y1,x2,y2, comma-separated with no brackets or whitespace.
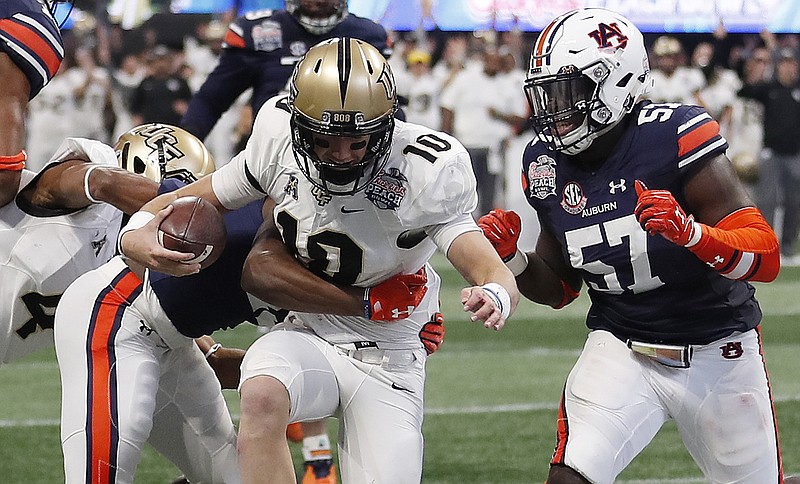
83,164,103,204
505,250,529,277
204,343,222,360
117,210,155,256
480,282,511,319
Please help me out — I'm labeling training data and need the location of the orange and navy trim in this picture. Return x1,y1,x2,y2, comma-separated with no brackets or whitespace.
223,28,246,49
84,268,142,484
755,327,785,482
531,10,580,70
676,112,727,169
550,387,569,465
0,12,64,98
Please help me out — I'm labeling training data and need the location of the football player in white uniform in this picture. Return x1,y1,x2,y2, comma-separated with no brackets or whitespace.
118,38,519,483
0,133,165,365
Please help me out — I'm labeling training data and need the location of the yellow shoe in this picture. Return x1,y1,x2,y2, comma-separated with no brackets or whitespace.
286,422,304,442
301,459,337,484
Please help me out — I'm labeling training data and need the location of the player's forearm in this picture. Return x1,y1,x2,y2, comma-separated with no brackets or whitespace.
86,166,159,214
242,235,363,316
517,252,580,309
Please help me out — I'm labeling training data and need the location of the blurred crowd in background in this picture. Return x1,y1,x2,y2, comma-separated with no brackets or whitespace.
26,6,800,262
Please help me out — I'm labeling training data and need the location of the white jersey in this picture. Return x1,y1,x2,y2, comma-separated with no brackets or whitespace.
212,96,479,348
0,139,123,364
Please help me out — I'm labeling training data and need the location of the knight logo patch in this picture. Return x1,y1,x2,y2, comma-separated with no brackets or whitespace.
252,20,282,52
528,155,557,200
284,175,298,200
366,168,407,210
561,181,587,215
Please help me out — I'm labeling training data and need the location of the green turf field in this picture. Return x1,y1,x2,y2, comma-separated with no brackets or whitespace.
1,257,799,483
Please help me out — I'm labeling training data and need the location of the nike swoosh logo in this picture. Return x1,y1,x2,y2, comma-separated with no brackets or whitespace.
340,207,364,214
391,382,414,393
397,229,427,249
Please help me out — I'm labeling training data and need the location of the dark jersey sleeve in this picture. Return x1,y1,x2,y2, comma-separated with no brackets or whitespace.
148,199,265,337
181,10,389,140
0,0,63,99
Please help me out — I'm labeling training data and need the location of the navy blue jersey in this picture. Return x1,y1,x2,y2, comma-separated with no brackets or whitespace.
148,179,268,337
522,101,761,345
0,0,63,98
181,9,389,140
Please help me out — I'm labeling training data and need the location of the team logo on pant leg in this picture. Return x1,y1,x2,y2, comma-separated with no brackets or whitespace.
720,341,744,359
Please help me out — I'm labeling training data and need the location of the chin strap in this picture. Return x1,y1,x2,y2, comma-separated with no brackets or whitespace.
0,150,26,171
687,207,780,282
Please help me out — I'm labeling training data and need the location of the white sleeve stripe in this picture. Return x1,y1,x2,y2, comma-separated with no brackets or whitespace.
677,112,712,134
677,138,727,169
724,252,755,280
13,14,64,56
0,33,47,84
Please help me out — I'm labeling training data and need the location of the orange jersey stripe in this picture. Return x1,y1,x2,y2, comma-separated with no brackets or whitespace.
224,30,246,49
87,270,142,483
677,120,719,158
0,19,61,77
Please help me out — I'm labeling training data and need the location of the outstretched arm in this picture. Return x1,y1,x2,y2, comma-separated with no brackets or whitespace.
479,210,582,309
19,160,159,214
446,230,519,330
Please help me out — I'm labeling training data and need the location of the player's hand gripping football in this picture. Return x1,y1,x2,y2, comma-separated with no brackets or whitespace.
419,312,445,355
634,180,698,246
478,209,522,261
365,267,428,321
119,205,201,276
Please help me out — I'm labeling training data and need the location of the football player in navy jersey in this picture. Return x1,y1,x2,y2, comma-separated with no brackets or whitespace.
479,8,796,484
0,0,65,207
181,0,389,141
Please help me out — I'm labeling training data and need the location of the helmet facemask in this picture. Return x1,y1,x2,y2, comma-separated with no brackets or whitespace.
525,61,616,155
285,0,348,35
291,109,394,196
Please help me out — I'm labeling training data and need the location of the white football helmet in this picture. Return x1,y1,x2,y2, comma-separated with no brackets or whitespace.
524,8,653,155
114,124,216,183
285,0,348,35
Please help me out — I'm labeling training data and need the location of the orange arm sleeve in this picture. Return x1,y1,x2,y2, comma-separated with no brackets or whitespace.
688,207,780,282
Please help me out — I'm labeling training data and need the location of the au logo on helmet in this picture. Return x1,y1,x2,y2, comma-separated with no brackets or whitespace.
588,22,628,50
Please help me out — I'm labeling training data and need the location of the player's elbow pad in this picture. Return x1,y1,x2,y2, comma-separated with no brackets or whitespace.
688,207,780,282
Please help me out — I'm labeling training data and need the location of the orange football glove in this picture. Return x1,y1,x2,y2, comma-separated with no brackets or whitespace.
634,180,698,246
419,312,445,355
364,267,428,321
478,209,522,261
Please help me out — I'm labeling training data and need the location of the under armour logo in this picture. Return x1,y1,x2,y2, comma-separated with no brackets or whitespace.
391,306,415,320
92,236,107,257
139,321,154,336
608,179,626,194
720,341,744,359
708,255,725,268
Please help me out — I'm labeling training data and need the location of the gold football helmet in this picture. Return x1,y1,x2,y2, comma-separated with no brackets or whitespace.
114,123,215,183
289,37,397,195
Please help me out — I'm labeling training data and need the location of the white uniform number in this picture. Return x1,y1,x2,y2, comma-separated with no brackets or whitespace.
565,214,663,294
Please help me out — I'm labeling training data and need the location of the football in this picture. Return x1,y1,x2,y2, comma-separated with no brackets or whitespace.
157,196,227,269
